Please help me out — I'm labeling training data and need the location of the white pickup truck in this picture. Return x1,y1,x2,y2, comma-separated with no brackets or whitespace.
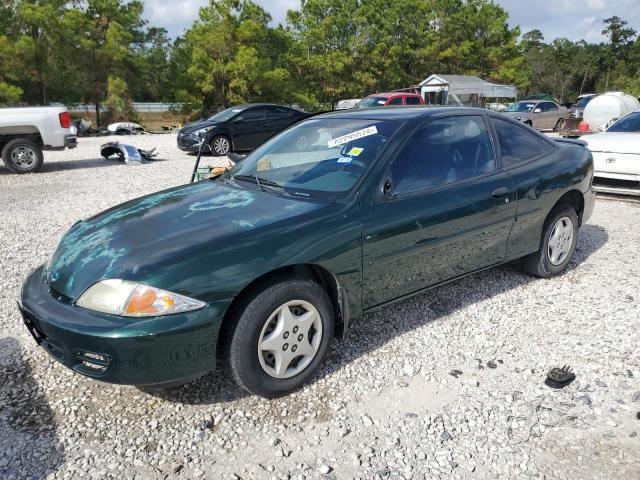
0,106,77,173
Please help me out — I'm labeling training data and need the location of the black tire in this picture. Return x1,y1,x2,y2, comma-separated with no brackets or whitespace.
553,119,566,132
210,135,231,156
226,278,334,397
522,205,579,278
2,138,44,173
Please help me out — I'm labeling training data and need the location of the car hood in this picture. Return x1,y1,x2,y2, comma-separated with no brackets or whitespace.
582,132,640,154
179,120,220,135
46,181,324,300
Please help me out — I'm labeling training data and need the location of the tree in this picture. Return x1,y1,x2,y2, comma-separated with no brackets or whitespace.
103,74,138,121
0,35,23,104
60,0,146,125
601,16,637,90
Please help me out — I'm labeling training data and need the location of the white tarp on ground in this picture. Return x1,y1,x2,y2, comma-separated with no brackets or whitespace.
420,74,517,99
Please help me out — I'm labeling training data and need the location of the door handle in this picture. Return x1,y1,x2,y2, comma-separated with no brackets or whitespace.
491,187,511,198
491,187,511,203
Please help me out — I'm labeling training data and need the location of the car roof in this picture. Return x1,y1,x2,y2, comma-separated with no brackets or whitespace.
232,103,297,109
315,106,484,121
365,92,420,98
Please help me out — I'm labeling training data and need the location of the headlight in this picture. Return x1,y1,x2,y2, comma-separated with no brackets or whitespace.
196,126,216,138
76,279,206,317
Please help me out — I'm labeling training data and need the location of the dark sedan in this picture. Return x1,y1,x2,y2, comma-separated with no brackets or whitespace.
21,107,595,397
177,104,308,156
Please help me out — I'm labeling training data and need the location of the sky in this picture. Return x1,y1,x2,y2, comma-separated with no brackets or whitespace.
142,0,640,43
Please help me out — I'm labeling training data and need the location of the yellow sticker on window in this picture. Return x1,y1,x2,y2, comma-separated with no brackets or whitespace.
348,147,364,156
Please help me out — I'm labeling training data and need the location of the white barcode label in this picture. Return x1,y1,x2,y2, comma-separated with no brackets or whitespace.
328,126,378,148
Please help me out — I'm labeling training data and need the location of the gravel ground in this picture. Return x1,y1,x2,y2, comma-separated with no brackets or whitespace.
1,134,639,480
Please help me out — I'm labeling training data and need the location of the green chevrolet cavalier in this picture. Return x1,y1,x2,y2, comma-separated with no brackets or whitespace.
20,107,595,397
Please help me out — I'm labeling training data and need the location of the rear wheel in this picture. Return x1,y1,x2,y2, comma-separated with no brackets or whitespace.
227,279,334,397
2,138,44,173
522,205,578,278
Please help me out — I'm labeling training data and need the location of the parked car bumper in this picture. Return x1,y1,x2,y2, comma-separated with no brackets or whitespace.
177,133,201,152
592,172,640,196
46,134,78,151
19,265,228,386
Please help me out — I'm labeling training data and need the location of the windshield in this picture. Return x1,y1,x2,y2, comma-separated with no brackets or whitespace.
228,118,399,196
207,106,246,122
505,102,535,113
606,112,640,133
358,97,388,108
575,96,594,108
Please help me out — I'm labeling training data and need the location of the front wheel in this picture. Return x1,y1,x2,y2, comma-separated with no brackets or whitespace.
227,279,334,397
522,205,578,278
210,135,231,156
2,138,44,173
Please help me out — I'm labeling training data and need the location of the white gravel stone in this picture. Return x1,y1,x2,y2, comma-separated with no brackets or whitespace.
1,135,640,479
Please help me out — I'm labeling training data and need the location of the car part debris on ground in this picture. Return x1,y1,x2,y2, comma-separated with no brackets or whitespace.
545,365,576,389
100,142,158,163
107,122,146,135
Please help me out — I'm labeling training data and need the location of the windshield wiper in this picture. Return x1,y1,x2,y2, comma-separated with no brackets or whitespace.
234,174,284,192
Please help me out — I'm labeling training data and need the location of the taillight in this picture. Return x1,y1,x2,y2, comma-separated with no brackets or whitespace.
578,121,589,133
59,111,71,129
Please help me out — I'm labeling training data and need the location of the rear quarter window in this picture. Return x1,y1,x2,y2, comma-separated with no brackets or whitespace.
492,117,555,167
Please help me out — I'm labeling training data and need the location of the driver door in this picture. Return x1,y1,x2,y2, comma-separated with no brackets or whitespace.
361,114,517,308
232,106,268,150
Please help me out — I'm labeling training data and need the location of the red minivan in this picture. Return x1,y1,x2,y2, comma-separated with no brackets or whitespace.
357,92,425,108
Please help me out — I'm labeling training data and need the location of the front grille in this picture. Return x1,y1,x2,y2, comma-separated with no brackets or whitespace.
177,134,198,148
593,176,640,191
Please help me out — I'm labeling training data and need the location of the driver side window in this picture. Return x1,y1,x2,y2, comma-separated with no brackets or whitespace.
391,116,495,195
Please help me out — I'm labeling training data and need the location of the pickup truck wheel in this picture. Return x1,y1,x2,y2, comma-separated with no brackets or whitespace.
2,138,44,173
226,278,334,397
522,205,578,278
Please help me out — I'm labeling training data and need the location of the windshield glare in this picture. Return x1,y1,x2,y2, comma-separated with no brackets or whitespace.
607,112,640,133
228,118,399,195
207,106,246,122
358,97,388,108
505,102,535,112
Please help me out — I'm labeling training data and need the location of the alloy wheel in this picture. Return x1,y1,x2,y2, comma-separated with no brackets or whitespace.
212,137,230,156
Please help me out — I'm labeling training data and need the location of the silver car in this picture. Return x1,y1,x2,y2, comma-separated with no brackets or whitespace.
503,100,569,130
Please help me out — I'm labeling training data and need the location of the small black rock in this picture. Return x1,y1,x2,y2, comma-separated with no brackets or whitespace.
545,365,576,389
487,361,497,369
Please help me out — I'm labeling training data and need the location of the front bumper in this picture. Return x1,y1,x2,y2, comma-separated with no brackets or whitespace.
20,266,229,385
177,133,200,152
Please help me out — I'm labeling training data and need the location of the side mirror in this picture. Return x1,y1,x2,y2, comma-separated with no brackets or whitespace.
233,116,244,123
534,108,542,113
382,177,395,199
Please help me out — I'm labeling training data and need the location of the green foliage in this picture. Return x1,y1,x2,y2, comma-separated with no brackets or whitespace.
0,35,23,104
103,75,138,122
1,1,638,116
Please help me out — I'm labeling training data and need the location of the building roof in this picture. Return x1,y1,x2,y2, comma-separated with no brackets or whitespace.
420,74,517,98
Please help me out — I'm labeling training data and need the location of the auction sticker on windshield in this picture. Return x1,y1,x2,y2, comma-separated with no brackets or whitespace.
328,126,378,148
